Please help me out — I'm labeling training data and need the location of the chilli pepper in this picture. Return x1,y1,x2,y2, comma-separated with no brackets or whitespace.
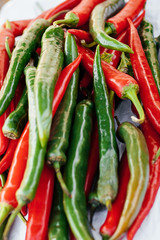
2,19,31,37
80,71,93,97
2,87,28,139
0,18,50,116
105,0,146,35
77,43,145,124
0,55,81,226
48,179,69,240
55,0,106,27
138,18,160,95
127,115,160,240
63,99,93,240
92,45,118,208
128,18,160,134
100,151,130,239
35,24,64,148
89,0,133,53
110,122,149,240
26,164,55,240
68,29,93,44
46,32,79,196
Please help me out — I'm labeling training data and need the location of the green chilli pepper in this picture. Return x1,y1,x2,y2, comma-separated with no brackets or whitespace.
48,179,69,240
110,122,149,240
93,45,118,209
138,18,160,95
0,19,50,116
89,0,133,53
46,32,79,195
35,24,64,148
63,99,93,240
2,87,28,139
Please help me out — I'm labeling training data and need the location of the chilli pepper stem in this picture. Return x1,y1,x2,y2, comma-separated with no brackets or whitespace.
5,37,12,59
124,88,145,124
48,9,70,24
53,162,71,198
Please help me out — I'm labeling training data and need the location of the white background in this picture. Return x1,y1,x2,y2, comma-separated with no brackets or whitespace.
0,0,160,239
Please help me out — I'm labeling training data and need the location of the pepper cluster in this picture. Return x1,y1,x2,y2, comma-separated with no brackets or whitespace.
0,0,159,239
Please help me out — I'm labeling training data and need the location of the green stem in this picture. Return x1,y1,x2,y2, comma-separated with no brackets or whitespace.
54,12,79,27
48,9,69,24
17,212,27,225
124,89,145,124
5,20,11,30
53,162,71,198
5,37,12,59
81,40,97,48
0,204,13,225
152,147,160,163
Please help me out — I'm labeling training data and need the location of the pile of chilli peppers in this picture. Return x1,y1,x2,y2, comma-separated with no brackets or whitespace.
0,0,160,239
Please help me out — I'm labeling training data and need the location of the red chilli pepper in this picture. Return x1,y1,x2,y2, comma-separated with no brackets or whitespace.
127,115,160,240
100,151,130,237
80,71,93,96
0,54,82,224
68,29,93,43
2,19,31,37
128,18,160,134
106,0,146,35
26,164,55,240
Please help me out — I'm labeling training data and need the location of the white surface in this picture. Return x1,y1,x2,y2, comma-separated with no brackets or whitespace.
0,0,160,240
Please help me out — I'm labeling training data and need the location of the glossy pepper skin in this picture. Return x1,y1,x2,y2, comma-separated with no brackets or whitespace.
35,24,64,148
55,0,106,27
68,29,93,44
138,18,160,95
128,18,160,134
48,179,69,240
26,164,55,240
0,19,50,116
110,122,149,240
106,0,146,35
127,115,160,240
100,152,130,238
46,32,79,195
2,19,31,37
93,45,118,207
63,100,93,240
89,0,133,53
2,87,28,139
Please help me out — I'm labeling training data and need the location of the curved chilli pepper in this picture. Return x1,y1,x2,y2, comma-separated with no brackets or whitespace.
128,18,160,134
48,179,69,240
0,123,29,225
89,0,133,53
110,122,149,240
0,56,81,226
55,0,106,27
26,164,55,240
0,139,19,174
100,151,130,238
93,45,118,208
35,24,64,148
68,29,93,44
106,0,146,35
63,99,93,240
127,115,160,240
0,18,50,116
2,19,31,37
46,32,79,195
107,9,145,68
78,44,144,123
138,18,160,95
2,87,28,139
80,71,93,97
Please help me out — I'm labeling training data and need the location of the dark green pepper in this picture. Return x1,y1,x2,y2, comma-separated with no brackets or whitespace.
0,19,50,115
63,99,93,240
46,32,79,196
35,24,64,148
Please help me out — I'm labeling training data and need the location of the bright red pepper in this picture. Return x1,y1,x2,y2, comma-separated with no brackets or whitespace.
68,29,93,43
106,0,146,35
26,164,55,240
127,115,160,240
100,151,130,238
2,19,31,37
128,18,160,134
0,54,82,224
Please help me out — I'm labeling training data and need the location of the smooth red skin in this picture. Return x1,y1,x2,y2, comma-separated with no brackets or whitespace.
128,18,160,134
127,116,160,240
2,19,31,37
77,44,138,98
68,29,93,43
71,0,105,26
107,0,146,35
100,152,130,237
26,164,54,240
0,54,82,209
0,139,19,175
